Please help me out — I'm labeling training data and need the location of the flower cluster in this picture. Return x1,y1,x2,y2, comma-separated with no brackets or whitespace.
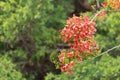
61,61,75,75
58,50,76,75
60,15,98,53
59,15,98,75
107,0,120,10
61,15,96,42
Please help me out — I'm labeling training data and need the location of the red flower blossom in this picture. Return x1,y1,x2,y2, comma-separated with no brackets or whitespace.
58,50,66,63
77,55,82,62
102,2,108,8
60,61,75,75
59,15,98,75
67,52,74,58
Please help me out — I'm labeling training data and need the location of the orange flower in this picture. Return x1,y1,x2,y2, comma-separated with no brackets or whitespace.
60,61,75,76
67,52,74,58
101,2,108,8
77,55,82,62
59,15,98,75
107,0,120,10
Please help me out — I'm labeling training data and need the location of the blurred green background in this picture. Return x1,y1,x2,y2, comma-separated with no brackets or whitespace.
0,0,120,80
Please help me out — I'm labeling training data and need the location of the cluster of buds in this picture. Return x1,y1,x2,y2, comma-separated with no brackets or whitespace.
107,0,120,10
58,50,77,75
102,0,120,10
58,15,98,75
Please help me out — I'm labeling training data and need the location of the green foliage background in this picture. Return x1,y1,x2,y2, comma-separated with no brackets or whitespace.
0,0,120,80
0,0,73,80
0,55,26,80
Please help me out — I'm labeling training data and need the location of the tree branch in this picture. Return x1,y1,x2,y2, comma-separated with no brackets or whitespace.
91,10,105,21
90,10,120,22
81,44,120,63
95,0,100,10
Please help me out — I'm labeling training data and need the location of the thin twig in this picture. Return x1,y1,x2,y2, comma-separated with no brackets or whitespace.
91,10,105,21
96,44,120,57
80,44,120,63
91,9,120,22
